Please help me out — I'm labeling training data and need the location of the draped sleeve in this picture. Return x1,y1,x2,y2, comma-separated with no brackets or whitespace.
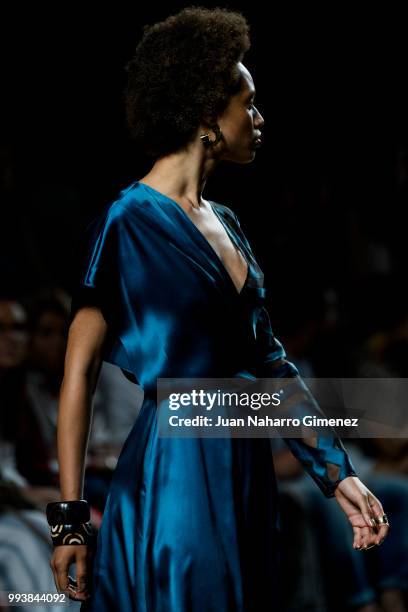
68,203,132,374
70,204,121,326
230,208,358,498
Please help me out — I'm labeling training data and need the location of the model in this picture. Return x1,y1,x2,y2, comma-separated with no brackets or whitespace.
47,7,390,611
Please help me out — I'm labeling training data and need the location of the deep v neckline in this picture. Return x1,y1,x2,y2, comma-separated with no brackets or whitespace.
136,180,250,296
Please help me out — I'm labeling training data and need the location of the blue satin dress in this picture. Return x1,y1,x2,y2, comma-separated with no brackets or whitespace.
71,180,357,611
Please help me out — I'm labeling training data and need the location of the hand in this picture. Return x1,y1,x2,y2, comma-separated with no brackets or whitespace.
334,476,390,550
50,544,95,602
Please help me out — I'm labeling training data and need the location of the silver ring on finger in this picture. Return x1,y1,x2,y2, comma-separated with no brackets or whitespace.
376,513,390,527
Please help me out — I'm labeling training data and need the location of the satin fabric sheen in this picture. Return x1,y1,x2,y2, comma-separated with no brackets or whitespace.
70,181,357,611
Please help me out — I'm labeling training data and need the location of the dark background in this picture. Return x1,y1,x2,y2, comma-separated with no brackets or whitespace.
2,2,408,375
1,8,408,609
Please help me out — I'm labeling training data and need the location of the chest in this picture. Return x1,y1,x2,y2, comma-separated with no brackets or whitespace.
186,205,248,293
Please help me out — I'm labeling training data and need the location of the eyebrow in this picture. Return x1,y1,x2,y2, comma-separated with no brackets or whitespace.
245,89,256,101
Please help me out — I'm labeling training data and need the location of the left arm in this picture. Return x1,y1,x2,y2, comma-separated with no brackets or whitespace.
255,299,389,548
230,207,390,549
254,304,356,499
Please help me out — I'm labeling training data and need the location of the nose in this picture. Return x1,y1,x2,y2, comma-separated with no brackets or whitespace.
254,106,265,128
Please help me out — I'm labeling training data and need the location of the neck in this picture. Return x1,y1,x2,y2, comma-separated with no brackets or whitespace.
140,141,219,209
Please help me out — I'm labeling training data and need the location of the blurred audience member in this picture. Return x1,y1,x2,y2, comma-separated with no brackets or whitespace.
17,289,143,511
0,296,80,610
0,296,30,485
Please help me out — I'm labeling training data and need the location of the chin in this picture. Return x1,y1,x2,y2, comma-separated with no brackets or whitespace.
228,151,256,165
244,151,257,163
222,146,257,164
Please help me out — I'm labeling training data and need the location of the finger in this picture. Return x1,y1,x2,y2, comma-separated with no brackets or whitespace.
62,579,80,601
367,494,390,544
65,582,87,602
372,494,391,529
363,522,383,550
357,494,377,528
359,525,372,550
373,507,390,544
347,511,367,549
348,511,368,529
352,525,363,549
368,494,383,522
349,519,376,551
54,563,69,595
375,521,390,545
76,556,88,592
360,494,378,530
67,580,81,601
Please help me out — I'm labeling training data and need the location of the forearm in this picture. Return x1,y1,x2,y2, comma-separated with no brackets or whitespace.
57,372,94,500
254,309,357,497
266,362,358,496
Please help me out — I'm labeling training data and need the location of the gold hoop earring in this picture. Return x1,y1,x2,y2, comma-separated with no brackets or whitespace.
200,124,222,148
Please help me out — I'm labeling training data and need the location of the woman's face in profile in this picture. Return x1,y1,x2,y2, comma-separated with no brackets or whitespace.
217,62,265,164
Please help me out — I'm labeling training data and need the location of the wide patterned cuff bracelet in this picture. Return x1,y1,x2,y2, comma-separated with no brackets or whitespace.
46,500,90,527
50,521,97,546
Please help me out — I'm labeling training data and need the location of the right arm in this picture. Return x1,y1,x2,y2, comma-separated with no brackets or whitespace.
50,306,108,601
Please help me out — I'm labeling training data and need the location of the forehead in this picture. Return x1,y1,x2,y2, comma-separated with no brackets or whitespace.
237,62,255,95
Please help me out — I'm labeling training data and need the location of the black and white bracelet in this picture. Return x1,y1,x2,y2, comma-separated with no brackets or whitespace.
46,499,90,526
46,500,96,547
49,521,97,547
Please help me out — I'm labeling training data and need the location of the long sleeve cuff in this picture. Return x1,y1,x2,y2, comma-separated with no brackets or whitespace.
282,435,358,498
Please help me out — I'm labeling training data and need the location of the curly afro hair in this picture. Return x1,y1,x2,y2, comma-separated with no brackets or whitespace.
123,6,251,159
